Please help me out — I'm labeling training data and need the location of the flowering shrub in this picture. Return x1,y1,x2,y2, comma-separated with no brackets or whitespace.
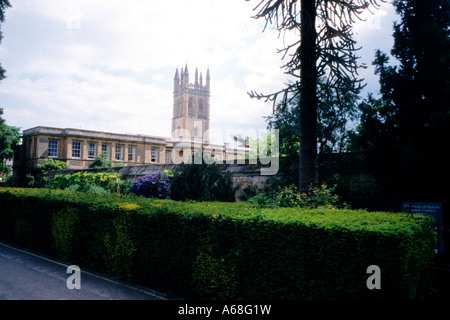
130,171,171,199
48,172,130,194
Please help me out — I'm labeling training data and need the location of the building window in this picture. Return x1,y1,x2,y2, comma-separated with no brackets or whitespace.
48,140,58,158
128,146,136,162
29,139,33,158
102,144,110,160
88,143,96,159
115,145,123,161
72,141,81,158
151,147,158,163
165,151,171,164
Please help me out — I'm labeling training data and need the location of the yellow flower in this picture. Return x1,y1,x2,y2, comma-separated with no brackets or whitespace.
116,203,141,211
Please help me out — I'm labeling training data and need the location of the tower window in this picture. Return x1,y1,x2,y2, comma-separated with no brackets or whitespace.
199,99,204,116
188,97,193,114
178,101,182,117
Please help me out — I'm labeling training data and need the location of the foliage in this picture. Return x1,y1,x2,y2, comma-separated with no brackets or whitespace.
130,171,171,199
0,187,436,299
163,169,174,178
87,185,111,194
36,158,68,171
267,80,359,156
170,162,235,202
265,81,360,189
64,184,81,192
48,171,130,194
351,0,450,210
0,174,11,187
247,184,348,209
64,184,111,195
88,152,112,168
24,158,68,187
0,108,21,174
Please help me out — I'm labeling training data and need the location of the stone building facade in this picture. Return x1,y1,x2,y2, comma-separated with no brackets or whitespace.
13,66,249,183
18,126,169,170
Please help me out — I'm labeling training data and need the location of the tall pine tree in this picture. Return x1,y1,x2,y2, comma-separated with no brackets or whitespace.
353,0,450,210
247,0,383,193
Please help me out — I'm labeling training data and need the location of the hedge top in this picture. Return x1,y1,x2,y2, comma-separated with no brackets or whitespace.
0,188,434,239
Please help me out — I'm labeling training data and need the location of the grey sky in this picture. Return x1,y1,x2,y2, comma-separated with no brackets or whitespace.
0,1,398,143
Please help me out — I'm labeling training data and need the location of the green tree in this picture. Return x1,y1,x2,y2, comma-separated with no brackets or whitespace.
352,0,450,209
265,80,359,188
0,108,20,174
0,1,15,175
24,158,67,188
247,0,384,193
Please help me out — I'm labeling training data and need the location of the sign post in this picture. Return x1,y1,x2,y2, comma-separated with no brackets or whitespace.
402,202,444,254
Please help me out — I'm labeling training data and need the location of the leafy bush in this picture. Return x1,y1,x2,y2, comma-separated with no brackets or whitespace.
130,171,171,199
24,158,68,187
36,158,68,171
87,185,111,195
247,184,348,209
170,162,235,202
48,171,130,194
88,153,112,168
300,184,347,208
64,184,81,192
163,169,174,178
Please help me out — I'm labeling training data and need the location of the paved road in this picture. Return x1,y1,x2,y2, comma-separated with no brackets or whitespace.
0,241,167,300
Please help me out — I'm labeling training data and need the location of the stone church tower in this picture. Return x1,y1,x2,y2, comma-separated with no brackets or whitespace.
171,65,210,143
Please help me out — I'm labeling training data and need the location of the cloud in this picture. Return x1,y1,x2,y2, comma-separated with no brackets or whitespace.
0,0,398,141
353,2,399,94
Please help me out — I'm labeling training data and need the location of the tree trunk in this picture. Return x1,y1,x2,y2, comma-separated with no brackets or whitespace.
299,0,318,193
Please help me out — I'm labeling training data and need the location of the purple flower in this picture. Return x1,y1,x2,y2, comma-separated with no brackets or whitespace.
131,171,171,199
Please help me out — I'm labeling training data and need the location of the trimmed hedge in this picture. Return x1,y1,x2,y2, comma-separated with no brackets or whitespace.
0,188,436,299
